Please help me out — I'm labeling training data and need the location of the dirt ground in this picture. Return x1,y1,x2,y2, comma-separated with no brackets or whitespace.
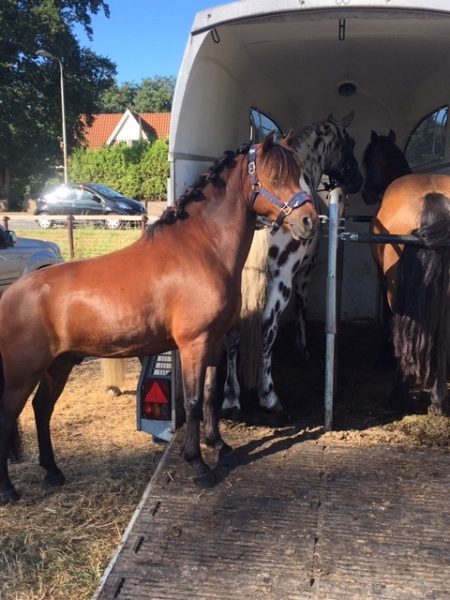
0,322,448,600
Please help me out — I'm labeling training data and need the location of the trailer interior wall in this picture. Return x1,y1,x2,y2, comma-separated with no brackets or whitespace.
170,2,450,320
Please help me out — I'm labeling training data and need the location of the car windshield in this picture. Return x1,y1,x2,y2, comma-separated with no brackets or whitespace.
87,183,125,198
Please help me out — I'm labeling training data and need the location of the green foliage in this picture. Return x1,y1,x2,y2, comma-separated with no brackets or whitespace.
99,76,175,113
69,139,169,201
0,0,116,209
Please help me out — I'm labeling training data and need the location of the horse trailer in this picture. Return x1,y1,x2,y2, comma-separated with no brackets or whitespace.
99,2,450,597
138,0,450,441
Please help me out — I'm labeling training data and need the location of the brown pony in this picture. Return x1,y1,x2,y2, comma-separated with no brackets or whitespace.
0,135,319,503
362,130,450,416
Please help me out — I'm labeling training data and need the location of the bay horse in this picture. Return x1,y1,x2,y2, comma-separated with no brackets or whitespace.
223,112,363,413
362,129,450,416
0,135,319,503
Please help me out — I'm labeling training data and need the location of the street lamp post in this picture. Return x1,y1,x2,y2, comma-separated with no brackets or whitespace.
37,50,68,184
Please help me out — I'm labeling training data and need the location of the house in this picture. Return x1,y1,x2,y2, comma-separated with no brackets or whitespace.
83,109,171,149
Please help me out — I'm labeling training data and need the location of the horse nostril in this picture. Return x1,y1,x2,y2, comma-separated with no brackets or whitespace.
303,215,313,231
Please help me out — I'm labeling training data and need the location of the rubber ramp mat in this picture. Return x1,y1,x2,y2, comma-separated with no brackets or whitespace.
94,424,450,600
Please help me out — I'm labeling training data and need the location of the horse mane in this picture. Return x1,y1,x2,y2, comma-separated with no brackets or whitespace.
294,116,336,147
148,144,249,232
146,140,301,234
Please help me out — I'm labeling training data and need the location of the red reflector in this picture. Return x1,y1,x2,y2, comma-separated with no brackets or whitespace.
142,380,170,420
144,380,169,404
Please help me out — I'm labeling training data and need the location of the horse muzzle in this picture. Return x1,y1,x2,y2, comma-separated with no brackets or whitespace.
284,210,319,241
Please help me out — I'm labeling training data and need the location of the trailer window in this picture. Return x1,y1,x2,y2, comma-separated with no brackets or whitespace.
404,106,448,168
250,107,283,143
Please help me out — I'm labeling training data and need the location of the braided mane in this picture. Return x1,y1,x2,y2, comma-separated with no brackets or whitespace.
150,144,250,230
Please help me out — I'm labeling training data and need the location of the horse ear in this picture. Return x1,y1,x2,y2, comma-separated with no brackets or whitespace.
281,129,295,147
327,113,334,121
262,131,275,153
388,129,396,142
371,129,378,141
341,110,355,129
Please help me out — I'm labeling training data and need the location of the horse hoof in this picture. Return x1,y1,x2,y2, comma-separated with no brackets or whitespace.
45,470,66,487
218,446,236,468
0,488,20,505
193,470,216,488
221,407,241,421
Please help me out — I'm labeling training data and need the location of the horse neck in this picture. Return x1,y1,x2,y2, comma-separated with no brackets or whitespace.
196,159,256,270
392,152,412,179
296,126,332,192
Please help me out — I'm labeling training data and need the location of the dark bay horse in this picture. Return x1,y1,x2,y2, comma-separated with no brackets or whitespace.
223,113,363,413
362,129,450,416
0,135,319,503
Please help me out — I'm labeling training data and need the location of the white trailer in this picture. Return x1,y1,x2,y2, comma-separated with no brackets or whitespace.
138,0,450,441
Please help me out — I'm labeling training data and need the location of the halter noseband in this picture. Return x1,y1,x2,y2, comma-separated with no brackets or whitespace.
247,145,313,233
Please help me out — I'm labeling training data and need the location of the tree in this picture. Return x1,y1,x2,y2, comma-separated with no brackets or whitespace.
99,81,137,113
98,76,175,113
69,139,169,201
0,0,116,208
133,76,175,112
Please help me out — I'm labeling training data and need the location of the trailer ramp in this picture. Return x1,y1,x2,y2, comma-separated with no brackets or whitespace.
94,423,449,600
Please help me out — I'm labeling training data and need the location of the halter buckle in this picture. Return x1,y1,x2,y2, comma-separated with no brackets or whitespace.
281,203,293,217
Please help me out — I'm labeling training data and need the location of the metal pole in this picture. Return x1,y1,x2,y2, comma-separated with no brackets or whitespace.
58,58,68,184
37,50,68,183
324,187,343,431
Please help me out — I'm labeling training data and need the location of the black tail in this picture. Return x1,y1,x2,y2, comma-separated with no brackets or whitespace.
392,193,450,387
0,354,22,461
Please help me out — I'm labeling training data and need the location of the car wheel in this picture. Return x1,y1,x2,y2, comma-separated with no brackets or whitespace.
104,214,122,230
37,214,53,229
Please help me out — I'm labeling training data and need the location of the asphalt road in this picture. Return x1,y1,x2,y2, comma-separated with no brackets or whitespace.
0,202,167,230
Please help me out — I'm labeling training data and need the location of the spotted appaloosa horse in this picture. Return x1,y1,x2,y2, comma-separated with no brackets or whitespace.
223,112,363,413
0,135,319,503
362,129,449,416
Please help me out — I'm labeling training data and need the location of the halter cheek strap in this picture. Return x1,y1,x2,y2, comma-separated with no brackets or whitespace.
247,145,313,233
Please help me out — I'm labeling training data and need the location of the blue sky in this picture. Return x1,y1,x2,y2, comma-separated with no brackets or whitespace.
76,0,233,84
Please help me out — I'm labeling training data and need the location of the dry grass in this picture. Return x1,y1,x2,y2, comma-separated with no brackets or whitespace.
0,358,164,600
14,227,143,261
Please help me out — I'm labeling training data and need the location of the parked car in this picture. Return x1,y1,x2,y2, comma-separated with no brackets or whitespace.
34,183,147,229
0,224,64,295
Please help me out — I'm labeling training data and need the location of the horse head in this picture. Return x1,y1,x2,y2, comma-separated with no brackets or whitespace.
361,129,412,205
248,133,319,241
322,111,363,194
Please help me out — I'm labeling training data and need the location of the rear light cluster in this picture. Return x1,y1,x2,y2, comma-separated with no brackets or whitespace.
142,379,171,420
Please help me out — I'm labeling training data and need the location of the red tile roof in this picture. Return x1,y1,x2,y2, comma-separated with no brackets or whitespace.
82,112,171,149
139,112,171,140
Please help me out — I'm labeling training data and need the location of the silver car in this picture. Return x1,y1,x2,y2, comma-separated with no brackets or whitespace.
0,225,64,295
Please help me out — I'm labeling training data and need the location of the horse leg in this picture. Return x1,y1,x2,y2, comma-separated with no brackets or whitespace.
179,344,215,488
293,259,315,362
32,357,75,486
204,365,234,467
387,367,411,413
0,373,42,504
222,326,241,412
258,276,292,411
428,330,449,416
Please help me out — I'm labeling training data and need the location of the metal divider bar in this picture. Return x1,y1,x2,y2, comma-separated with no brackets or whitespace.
324,187,344,431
